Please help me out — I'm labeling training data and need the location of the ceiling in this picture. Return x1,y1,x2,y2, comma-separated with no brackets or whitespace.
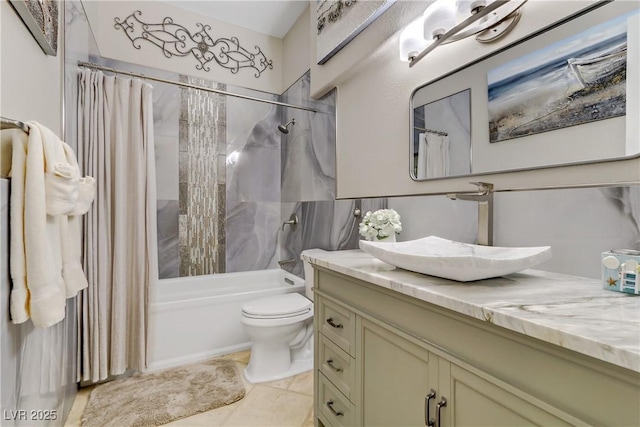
166,1,310,39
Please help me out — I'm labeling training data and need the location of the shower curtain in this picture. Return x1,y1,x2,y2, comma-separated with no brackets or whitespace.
417,131,450,179
76,69,158,382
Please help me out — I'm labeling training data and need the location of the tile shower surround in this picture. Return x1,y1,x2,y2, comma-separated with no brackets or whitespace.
154,71,352,279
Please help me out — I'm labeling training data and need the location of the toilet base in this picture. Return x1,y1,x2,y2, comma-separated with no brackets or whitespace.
243,356,312,384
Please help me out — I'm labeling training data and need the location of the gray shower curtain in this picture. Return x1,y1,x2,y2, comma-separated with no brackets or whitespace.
76,69,158,382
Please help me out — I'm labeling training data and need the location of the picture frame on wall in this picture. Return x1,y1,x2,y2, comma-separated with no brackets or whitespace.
487,10,632,144
9,0,59,56
316,0,396,65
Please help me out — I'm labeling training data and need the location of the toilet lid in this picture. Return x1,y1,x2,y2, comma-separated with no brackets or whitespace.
242,293,312,319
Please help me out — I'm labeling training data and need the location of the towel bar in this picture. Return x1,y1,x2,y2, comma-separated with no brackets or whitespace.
1,117,29,133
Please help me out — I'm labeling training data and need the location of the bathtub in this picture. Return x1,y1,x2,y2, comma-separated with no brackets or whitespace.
147,269,305,371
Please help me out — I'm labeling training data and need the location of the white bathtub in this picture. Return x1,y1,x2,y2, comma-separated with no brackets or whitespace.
147,269,305,371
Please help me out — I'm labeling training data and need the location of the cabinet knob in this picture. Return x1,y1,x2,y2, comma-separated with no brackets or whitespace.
326,400,344,417
326,317,344,329
326,359,344,372
425,389,436,426
436,397,447,427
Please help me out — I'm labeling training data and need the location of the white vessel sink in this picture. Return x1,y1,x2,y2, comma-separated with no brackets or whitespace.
359,236,552,282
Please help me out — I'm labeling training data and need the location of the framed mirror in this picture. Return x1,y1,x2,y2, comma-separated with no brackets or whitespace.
410,1,640,181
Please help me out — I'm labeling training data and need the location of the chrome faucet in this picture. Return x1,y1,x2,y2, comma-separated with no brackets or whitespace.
446,182,494,246
278,259,296,266
282,213,299,231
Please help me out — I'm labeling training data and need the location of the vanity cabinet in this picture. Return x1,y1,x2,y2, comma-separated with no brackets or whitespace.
313,267,640,427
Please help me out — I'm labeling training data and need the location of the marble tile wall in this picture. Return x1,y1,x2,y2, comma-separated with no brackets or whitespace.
281,73,336,202
390,186,640,280
225,93,282,272
154,80,180,279
281,199,388,277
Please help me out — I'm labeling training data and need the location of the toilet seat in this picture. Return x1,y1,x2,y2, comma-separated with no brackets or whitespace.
242,293,312,319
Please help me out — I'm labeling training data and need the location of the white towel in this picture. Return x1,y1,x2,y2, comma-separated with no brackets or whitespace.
73,176,96,215
1,130,14,178
9,122,94,327
9,130,30,324
44,163,79,215
60,142,92,297
41,126,80,216
61,215,88,298
23,122,66,328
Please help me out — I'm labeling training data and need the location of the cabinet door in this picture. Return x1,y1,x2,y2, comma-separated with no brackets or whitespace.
439,362,574,427
360,318,436,427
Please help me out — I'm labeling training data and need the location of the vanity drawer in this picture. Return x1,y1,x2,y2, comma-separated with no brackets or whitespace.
319,298,355,356
319,334,355,399
318,372,355,427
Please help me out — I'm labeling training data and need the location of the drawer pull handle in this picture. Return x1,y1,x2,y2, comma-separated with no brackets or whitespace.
326,317,343,329
425,389,436,426
436,397,447,427
326,359,343,372
326,400,344,417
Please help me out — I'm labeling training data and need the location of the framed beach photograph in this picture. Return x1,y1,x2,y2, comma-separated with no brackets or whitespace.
316,0,396,65
9,0,59,56
488,11,631,144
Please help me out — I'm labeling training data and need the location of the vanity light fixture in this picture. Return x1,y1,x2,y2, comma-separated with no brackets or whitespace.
400,0,528,67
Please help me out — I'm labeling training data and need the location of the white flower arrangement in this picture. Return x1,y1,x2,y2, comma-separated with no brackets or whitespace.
359,209,402,241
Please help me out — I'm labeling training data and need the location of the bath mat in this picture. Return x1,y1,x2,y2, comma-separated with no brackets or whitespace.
81,358,245,427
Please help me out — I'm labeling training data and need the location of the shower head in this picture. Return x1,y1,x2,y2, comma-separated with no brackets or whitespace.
278,118,295,134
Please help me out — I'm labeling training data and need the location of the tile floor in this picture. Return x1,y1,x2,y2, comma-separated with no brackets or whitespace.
64,350,314,427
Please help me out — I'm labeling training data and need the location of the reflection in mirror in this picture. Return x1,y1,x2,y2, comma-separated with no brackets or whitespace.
412,89,471,180
409,1,639,182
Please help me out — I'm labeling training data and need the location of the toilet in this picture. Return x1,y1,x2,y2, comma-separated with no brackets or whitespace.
240,261,315,383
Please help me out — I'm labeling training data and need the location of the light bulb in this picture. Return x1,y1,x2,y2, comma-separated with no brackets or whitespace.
399,18,429,62
423,0,457,41
456,0,495,16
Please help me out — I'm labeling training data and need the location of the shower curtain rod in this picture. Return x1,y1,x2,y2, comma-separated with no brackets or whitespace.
77,61,319,113
414,127,448,137
1,116,29,133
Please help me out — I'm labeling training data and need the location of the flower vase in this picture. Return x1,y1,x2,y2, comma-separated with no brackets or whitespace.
370,233,396,242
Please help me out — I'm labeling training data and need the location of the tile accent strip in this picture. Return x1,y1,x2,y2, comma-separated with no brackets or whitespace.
179,76,226,276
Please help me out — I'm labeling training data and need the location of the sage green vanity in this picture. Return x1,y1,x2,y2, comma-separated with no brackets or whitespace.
304,249,640,427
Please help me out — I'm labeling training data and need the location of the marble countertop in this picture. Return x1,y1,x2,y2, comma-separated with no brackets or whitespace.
302,249,640,373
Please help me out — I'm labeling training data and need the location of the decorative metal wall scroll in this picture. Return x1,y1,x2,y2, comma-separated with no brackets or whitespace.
114,11,273,78
317,0,357,34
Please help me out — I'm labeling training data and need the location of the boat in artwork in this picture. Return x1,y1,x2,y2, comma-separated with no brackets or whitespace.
567,42,627,88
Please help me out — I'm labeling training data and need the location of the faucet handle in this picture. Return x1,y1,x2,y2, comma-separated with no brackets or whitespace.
282,213,299,231
469,182,494,194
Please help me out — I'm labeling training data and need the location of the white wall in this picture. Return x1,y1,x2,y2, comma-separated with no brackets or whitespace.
1,1,62,135
82,1,284,94
282,4,310,92
309,1,640,198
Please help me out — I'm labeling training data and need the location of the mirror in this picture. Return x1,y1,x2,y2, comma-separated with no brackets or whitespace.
410,1,640,181
412,89,471,179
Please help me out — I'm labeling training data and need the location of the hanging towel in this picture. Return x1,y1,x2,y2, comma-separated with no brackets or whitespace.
9,130,30,324
60,142,92,297
39,123,80,216
20,122,66,328
9,121,94,327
